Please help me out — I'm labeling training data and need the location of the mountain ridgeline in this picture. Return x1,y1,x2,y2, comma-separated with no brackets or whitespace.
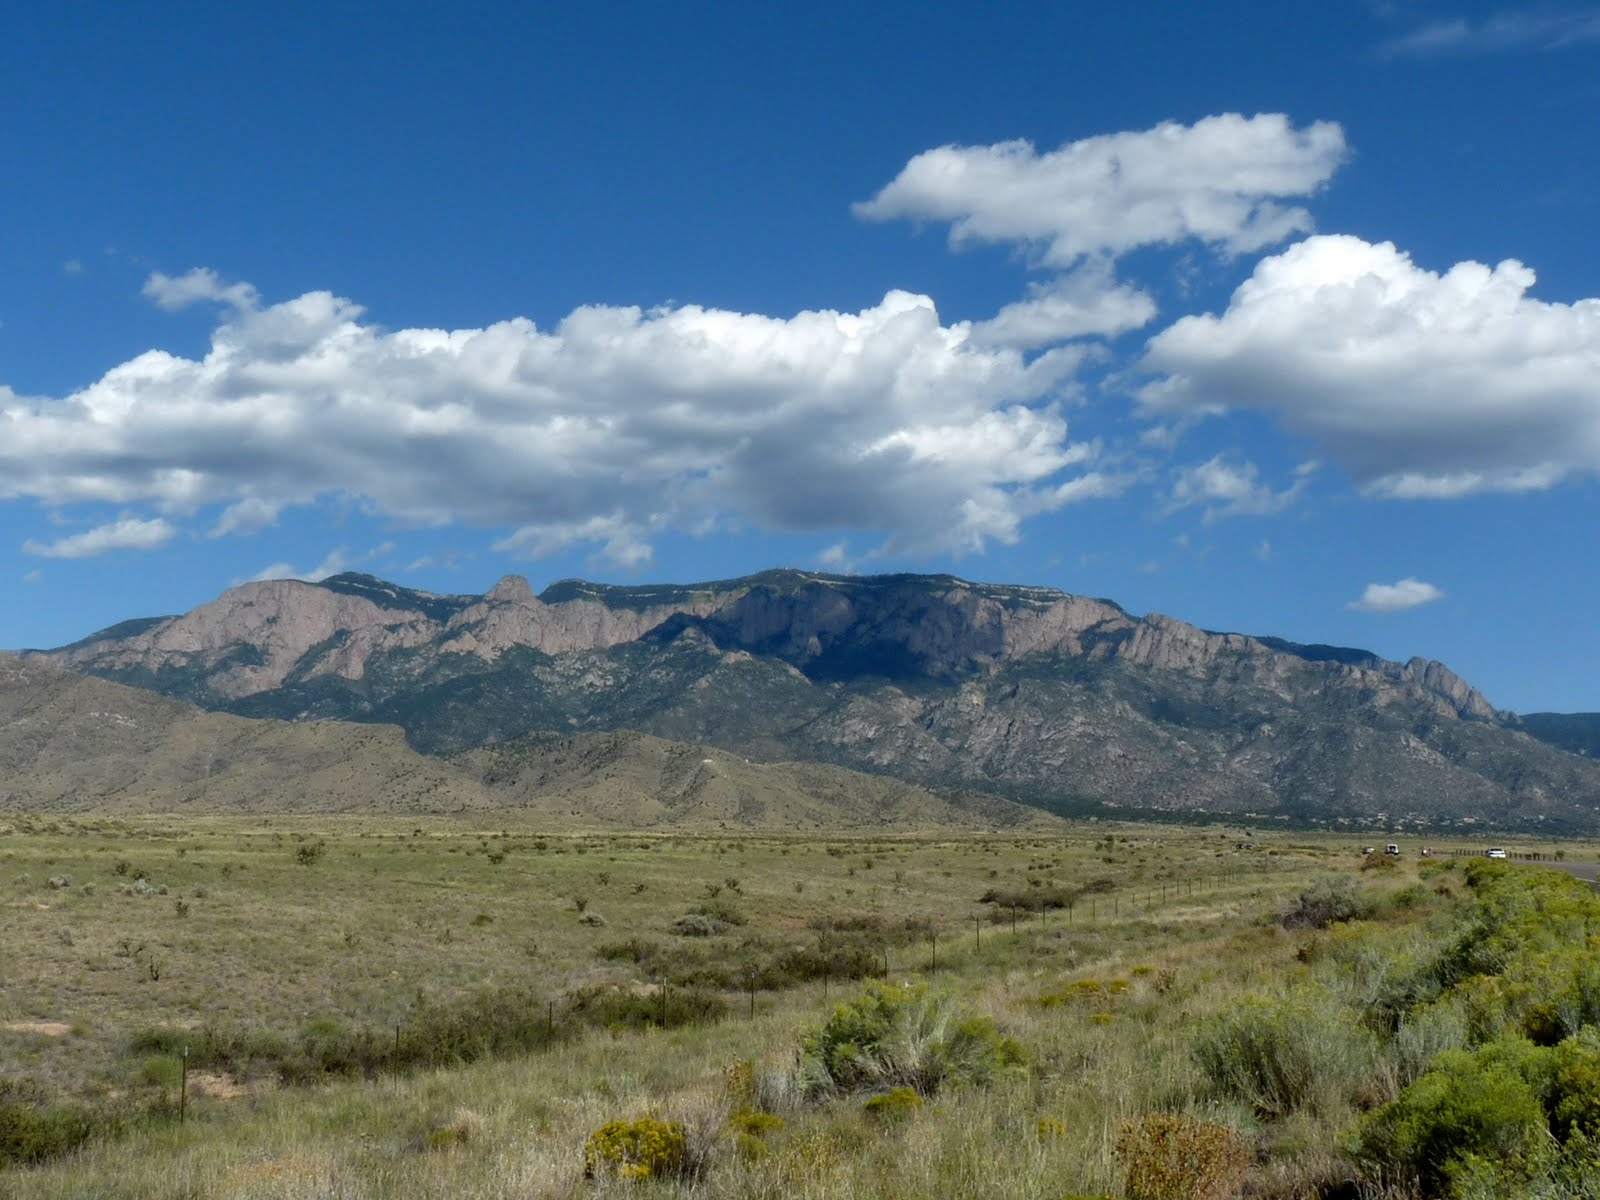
30,568,1600,831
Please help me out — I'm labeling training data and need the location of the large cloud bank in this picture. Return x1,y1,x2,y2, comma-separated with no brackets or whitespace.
7,115,1353,562
13,112,1597,569
0,283,1109,562
1141,235,1600,498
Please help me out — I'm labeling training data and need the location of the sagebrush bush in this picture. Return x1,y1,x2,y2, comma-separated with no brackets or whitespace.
1281,874,1363,930
1193,990,1374,1116
671,912,727,937
1113,1111,1250,1200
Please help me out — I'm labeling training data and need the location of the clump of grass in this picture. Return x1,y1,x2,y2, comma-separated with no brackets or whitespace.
797,981,1024,1099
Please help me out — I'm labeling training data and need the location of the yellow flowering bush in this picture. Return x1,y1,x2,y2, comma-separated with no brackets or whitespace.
583,1116,687,1180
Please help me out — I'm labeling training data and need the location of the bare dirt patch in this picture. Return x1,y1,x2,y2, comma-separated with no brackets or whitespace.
190,1071,248,1100
3,1020,71,1036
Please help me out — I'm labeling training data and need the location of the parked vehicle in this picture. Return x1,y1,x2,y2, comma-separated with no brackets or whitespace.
1486,847,1508,859
1385,844,1400,855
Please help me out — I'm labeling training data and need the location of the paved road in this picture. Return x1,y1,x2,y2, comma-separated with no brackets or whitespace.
1546,861,1600,883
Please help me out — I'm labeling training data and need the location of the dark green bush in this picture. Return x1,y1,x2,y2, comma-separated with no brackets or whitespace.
1350,1039,1551,1194
0,1082,119,1167
129,983,565,1083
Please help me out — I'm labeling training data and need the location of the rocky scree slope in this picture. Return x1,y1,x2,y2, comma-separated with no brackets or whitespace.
31,568,1600,830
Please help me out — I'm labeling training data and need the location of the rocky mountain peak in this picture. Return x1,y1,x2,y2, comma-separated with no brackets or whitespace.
484,574,536,605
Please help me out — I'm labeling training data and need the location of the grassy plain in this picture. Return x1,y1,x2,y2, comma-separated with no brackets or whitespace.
2,815,1596,1198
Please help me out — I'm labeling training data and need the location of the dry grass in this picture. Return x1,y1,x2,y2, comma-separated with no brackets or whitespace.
0,814,1557,1198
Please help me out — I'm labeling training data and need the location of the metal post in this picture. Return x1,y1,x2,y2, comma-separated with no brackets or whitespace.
180,1044,189,1123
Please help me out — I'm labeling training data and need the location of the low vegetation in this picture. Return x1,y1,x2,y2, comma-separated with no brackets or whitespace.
1,814,1597,1197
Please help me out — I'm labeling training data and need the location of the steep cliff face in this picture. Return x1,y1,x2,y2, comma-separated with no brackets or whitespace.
28,566,1579,830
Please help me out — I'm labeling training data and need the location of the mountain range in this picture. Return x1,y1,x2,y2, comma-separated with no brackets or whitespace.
0,652,1046,830
21,568,1600,832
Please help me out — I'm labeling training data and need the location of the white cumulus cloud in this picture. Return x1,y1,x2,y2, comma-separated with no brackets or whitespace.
856,114,1346,267
1167,455,1308,521
970,266,1157,348
244,547,352,584
1140,235,1600,498
22,516,176,558
1348,578,1444,613
141,267,260,312
2,279,1112,562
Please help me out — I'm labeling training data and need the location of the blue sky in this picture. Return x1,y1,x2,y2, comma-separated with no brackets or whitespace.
3,2,1599,712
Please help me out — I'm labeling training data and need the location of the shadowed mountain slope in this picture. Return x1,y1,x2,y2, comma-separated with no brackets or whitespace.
0,653,1043,830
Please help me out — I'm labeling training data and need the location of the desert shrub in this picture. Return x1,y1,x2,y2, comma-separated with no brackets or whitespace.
758,940,882,988
1350,1038,1553,1195
1441,863,1600,990
597,936,664,963
584,1117,687,1180
1281,874,1363,930
128,983,564,1083
1193,991,1375,1117
978,884,1076,912
798,981,1024,1098
1390,999,1472,1087
728,1108,784,1138
1113,1111,1250,1200
1386,882,1431,912
1516,946,1600,1045
577,910,606,927
862,1086,923,1121
1546,1030,1600,1141
1316,922,1451,1034
293,839,326,866
566,983,728,1031
689,895,747,926
0,1082,119,1167
672,912,727,937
